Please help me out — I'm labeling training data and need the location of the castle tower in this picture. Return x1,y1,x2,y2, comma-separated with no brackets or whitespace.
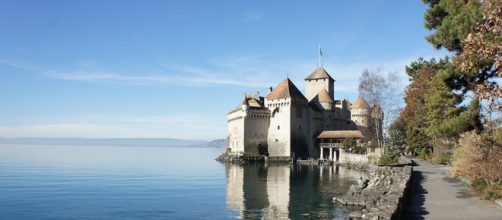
350,97,371,128
316,89,334,111
241,96,249,112
304,67,335,101
265,78,310,159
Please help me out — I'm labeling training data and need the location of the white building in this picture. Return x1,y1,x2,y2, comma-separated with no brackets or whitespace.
226,65,382,160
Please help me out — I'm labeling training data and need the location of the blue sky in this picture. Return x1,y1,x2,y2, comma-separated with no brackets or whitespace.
0,0,447,140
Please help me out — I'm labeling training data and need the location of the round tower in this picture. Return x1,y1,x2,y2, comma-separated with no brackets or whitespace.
350,97,370,127
241,96,249,116
317,89,334,110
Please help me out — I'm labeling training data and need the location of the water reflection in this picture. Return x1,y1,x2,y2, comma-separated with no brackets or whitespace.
225,163,366,219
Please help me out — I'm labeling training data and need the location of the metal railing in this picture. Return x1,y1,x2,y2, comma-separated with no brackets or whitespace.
319,143,341,148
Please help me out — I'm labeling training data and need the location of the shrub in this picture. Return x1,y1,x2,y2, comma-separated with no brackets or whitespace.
471,178,487,192
378,153,398,165
418,148,432,160
342,138,356,150
436,155,451,165
452,130,502,199
352,145,367,154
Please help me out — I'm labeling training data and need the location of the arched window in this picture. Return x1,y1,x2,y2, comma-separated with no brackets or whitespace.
272,107,280,117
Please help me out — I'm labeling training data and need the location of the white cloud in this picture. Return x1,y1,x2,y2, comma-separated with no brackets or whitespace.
0,52,448,139
0,54,423,101
0,114,226,140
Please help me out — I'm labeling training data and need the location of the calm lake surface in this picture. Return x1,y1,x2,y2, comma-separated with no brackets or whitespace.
0,144,363,219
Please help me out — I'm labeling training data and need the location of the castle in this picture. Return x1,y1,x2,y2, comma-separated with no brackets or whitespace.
226,64,382,161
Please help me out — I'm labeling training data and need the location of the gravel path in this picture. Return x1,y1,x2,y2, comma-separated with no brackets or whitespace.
402,159,502,220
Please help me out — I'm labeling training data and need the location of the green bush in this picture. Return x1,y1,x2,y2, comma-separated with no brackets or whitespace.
342,138,356,150
471,178,487,192
352,145,367,154
436,155,451,165
418,148,432,160
378,154,398,165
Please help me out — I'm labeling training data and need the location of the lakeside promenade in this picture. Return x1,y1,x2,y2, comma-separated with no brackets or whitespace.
403,159,502,219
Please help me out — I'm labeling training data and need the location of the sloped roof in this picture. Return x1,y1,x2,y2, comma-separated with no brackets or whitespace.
228,97,266,114
247,98,263,108
305,67,334,80
317,89,334,103
267,78,307,100
351,97,370,109
317,130,364,139
241,96,249,106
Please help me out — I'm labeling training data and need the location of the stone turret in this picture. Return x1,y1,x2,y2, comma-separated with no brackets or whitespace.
350,97,371,128
317,89,334,110
304,67,335,101
241,96,249,111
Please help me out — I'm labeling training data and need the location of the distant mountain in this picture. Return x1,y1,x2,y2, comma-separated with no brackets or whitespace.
0,138,215,147
186,139,226,148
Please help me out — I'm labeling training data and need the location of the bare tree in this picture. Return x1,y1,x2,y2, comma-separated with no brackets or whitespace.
358,69,403,148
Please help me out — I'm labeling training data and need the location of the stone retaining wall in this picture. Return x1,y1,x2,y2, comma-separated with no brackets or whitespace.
215,153,290,164
334,166,413,220
338,148,382,166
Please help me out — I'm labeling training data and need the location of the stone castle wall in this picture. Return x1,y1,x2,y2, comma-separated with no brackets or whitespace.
243,109,270,156
227,109,245,155
290,101,312,159
266,99,292,157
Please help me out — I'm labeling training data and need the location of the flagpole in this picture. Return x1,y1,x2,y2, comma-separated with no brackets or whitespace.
318,44,323,68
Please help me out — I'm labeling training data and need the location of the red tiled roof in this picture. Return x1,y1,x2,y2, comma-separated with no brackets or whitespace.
266,78,307,100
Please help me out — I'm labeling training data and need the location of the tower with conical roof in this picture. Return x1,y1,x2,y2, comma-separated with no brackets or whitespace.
304,68,335,101
350,97,371,128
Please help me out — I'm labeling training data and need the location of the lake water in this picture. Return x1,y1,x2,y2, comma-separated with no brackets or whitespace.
0,144,363,219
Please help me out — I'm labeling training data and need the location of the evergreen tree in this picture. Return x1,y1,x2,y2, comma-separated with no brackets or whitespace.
423,0,483,53
385,123,407,158
424,68,463,140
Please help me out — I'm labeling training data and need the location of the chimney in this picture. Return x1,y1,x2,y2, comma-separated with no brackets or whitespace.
268,86,273,92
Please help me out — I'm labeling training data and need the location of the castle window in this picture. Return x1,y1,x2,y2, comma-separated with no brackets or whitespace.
275,139,278,142
277,125,280,130
272,108,280,117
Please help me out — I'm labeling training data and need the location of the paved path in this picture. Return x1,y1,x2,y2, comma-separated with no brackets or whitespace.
403,159,502,220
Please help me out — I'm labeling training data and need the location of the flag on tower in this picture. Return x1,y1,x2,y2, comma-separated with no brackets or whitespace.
318,44,323,68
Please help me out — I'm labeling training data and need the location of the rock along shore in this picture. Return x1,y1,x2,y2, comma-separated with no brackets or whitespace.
215,153,290,164
334,166,413,220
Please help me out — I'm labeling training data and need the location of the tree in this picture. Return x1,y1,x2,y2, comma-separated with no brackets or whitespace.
421,0,501,198
358,69,403,148
457,0,502,112
423,0,483,53
398,58,446,156
424,68,463,140
385,123,407,158
424,0,500,105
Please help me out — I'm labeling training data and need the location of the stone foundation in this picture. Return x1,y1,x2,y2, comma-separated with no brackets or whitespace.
215,153,290,164
333,166,413,220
